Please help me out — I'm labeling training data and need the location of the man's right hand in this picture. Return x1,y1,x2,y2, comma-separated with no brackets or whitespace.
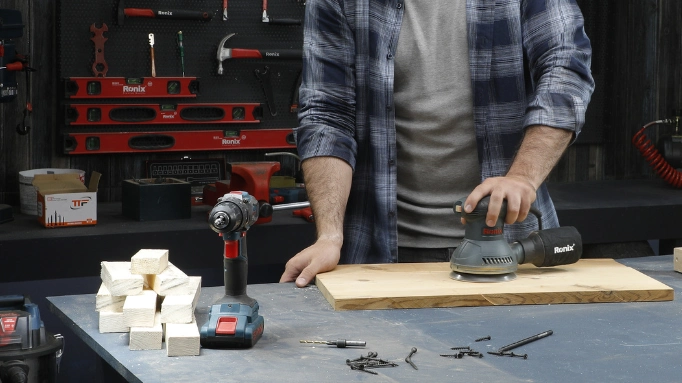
279,237,342,287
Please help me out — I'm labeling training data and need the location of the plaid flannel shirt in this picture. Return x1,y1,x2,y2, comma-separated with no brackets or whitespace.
295,0,594,264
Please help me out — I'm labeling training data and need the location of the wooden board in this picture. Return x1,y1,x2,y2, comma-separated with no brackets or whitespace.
315,259,674,311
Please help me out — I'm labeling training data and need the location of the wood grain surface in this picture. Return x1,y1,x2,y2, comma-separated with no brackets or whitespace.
315,259,674,311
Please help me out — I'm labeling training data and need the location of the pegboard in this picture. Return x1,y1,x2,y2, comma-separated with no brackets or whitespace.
57,0,304,148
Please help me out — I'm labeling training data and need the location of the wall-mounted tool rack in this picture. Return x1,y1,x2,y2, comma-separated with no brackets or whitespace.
57,0,304,155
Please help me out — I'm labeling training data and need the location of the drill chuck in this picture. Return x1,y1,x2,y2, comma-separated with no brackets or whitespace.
208,192,259,234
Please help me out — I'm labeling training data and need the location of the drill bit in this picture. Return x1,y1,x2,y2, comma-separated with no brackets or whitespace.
299,339,366,348
148,33,156,78
177,31,185,77
223,0,229,20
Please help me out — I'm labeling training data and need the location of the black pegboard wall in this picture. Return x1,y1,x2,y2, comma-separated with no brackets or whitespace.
57,0,305,136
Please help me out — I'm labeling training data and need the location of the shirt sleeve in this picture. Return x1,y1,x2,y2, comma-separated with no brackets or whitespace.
521,0,595,140
294,0,359,169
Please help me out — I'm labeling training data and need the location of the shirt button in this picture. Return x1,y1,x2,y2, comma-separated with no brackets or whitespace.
397,3,402,8
387,53,393,60
389,211,396,217
386,105,392,111
388,159,395,165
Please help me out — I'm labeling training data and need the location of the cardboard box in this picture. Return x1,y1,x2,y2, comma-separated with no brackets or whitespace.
33,172,101,228
122,178,191,221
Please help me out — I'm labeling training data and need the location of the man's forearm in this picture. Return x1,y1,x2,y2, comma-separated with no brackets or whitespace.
301,156,353,246
506,125,573,189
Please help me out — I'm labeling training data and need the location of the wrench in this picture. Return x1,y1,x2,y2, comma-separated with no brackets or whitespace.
90,23,108,77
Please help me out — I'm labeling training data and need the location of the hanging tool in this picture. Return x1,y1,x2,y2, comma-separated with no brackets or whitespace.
148,33,156,77
216,33,302,75
200,192,307,348
64,77,199,99
290,69,302,113
117,0,213,25
254,66,277,116
262,0,302,25
450,196,582,282
176,31,185,77
223,0,229,20
299,339,366,348
89,23,108,77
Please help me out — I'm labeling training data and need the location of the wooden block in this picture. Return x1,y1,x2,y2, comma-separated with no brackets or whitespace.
160,277,202,324
144,262,190,297
123,290,158,327
95,283,125,312
315,259,675,311
101,261,144,296
129,312,163,350
674,248,682,273
131,249,169,275
99,311,129,333
165,321,200,357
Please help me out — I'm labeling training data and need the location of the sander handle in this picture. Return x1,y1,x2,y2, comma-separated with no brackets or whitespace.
514,226,583,267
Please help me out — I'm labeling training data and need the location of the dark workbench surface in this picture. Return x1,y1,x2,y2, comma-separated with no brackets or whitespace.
47,255,682,383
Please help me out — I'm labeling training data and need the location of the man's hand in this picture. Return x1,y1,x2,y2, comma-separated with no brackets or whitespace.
463,125,573,227
463,176,537,227
279,237,341,287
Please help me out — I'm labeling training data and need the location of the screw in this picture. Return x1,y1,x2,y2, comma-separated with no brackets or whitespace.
405,347,418,370
475,335,491,342
450,346,471,350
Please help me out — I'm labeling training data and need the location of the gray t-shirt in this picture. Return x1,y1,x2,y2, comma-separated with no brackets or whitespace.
394,0,480,249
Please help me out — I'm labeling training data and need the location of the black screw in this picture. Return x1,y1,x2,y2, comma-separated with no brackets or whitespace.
450,346,471,350
475,335,491,342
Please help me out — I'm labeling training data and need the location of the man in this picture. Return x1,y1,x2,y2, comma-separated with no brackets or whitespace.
280,0,594,287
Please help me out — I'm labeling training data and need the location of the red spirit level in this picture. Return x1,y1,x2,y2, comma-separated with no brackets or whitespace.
65,103,261,125
62,129,295,154
64,77,199,98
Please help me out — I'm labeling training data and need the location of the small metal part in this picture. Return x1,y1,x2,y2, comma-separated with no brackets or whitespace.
300,339,366,348
177,31,185,77
405,347,418,370
487,351,528,359
498,330,553,353
475,335,491,342
440,354,463,359
450,346,471,350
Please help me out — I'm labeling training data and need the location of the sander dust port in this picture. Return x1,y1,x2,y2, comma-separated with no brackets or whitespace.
0,296,63,383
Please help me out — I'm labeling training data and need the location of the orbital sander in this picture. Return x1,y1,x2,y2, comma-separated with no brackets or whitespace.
450,196,582,282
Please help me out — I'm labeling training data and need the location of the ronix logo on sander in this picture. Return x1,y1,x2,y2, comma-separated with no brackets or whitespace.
71,197,92,209
482,227,503,235
554,244,575,254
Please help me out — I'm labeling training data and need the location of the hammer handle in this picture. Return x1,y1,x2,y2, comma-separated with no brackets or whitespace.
231,48,302,59
125,8,212,21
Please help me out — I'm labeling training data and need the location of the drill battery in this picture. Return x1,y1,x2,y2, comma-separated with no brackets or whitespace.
199,301,264,348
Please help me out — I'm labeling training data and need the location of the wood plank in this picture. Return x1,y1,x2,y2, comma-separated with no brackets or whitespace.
129,312,163,351
315,259,674,311
165,321,200,357
130,249,169,275
144,262,190,297
95,283,125,312
101,261,143,296
123,290,158,327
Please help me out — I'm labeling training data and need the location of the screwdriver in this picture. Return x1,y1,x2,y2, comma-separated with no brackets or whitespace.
148,33,156,77
177,31,185,77
300,339,366,348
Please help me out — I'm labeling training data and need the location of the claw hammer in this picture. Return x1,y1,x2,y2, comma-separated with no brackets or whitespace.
216,33,302,75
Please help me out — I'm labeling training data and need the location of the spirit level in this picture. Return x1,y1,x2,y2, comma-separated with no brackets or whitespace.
62,129,295,154
64,77,199,98
65,103,262,125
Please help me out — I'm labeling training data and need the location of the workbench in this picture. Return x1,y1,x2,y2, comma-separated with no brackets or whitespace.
47,255,682,383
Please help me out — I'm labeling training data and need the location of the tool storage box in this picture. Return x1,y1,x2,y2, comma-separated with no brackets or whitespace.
122,178,191,221
33,172,101,228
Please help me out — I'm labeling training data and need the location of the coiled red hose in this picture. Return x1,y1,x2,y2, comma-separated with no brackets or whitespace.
632,119,682,187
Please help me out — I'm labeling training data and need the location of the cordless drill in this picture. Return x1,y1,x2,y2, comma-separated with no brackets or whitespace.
450,196,582,282
200,191,265,348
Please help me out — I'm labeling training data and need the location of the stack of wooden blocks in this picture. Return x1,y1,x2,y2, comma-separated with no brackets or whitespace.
96,249,202,357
